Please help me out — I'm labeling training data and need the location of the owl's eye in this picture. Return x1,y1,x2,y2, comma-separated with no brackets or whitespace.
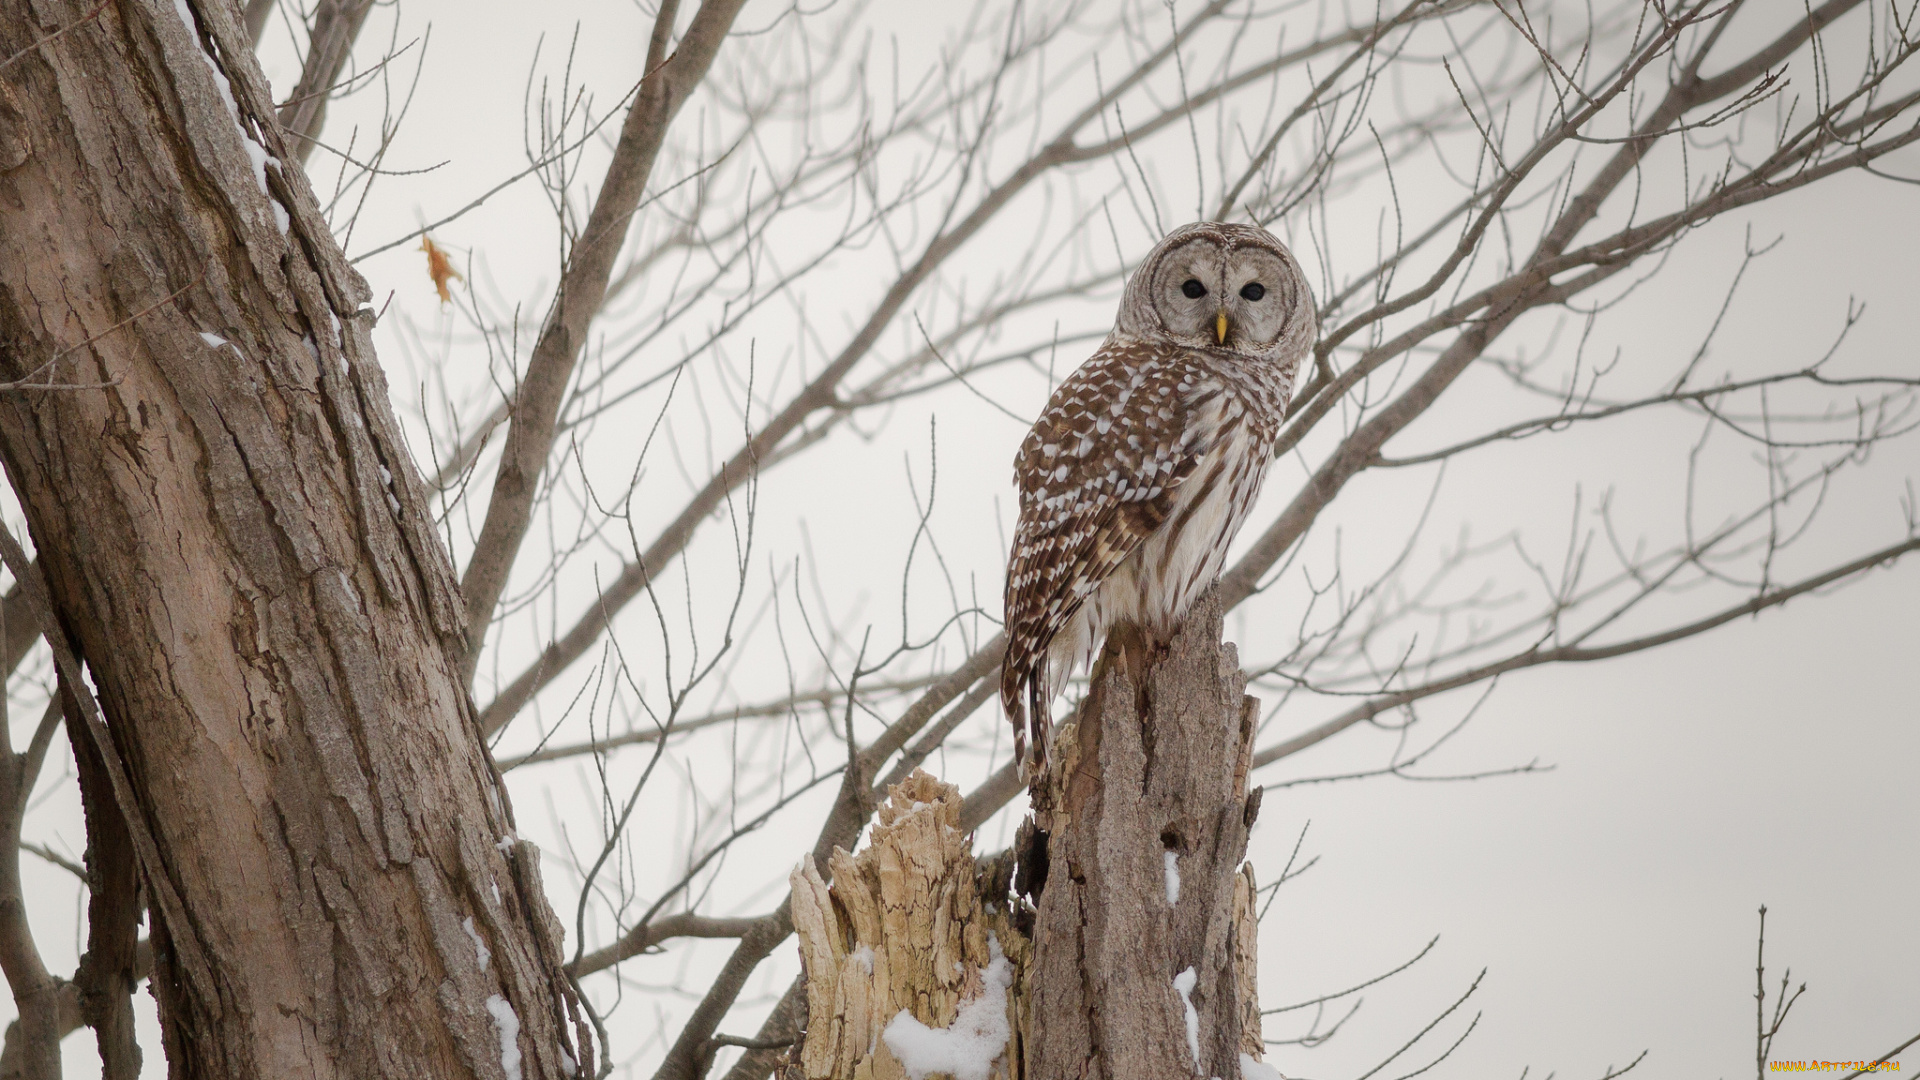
1180,279,1207,299
1240,282,1266,301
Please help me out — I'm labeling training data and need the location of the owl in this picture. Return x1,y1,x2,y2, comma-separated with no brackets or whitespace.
1001,221,1316,773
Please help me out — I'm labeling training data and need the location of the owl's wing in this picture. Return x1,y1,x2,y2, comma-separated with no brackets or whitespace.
1001,340,1206,767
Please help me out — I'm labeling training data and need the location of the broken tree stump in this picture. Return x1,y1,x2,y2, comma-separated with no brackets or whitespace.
1024,591,1272,1080
786,595,1277,1080
790,771,1028,1080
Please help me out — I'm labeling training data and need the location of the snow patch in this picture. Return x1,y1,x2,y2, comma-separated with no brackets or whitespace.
849,945,874,974
1173,967,1200,1068
560,1047,577,1075
1240,1053,1286,1080
379,462,400,512
496,832,519,853
237,136,272,203
484,994,522,1080
326,312,350,373
881,935,1011,1080
1164,850,1181,905
462,916,490,971
197,331,245,362
170,0,289,234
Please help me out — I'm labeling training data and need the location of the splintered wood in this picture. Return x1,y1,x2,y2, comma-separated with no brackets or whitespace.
790,771,1028,1080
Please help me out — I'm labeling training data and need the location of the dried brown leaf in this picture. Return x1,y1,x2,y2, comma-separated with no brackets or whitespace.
419,234,463,304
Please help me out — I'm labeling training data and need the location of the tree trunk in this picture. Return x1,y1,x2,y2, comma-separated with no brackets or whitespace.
0,1,588,1076
1025,591,1268,1080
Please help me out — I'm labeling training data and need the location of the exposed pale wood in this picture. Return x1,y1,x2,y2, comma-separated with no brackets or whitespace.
790,771,1027,1080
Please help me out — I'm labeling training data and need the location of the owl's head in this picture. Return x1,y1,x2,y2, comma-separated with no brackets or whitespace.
1117,221,1317,367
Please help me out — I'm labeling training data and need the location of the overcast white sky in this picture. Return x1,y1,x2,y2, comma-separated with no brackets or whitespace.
6,1,1917,1077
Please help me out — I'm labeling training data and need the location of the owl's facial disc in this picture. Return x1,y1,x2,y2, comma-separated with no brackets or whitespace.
1119,222,1315,365
1141,234,1301,351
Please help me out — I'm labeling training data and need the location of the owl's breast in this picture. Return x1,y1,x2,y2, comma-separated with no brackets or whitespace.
1125,391,1276,632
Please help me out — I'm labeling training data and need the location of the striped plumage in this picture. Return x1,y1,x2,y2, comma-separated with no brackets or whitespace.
1002,222,1316,773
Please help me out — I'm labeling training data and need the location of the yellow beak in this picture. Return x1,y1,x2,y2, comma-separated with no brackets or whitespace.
1215,309,1230,344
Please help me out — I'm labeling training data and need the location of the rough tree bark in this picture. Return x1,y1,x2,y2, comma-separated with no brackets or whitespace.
789,596,1272,1080
0,0,589,1076
1024,592,1268,1080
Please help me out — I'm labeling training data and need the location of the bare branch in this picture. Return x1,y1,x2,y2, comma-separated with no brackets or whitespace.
459,0,751,670
570,912,769,979
275,0,376,164
1252,536,1920,771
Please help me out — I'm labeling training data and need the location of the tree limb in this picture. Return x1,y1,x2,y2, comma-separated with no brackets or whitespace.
459,0,749,671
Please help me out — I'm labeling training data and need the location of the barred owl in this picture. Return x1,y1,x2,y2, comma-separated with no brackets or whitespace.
1001,221,1316,772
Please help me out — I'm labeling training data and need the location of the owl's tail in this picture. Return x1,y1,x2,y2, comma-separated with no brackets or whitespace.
1000,656,1051,783
1000,665,1027,767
